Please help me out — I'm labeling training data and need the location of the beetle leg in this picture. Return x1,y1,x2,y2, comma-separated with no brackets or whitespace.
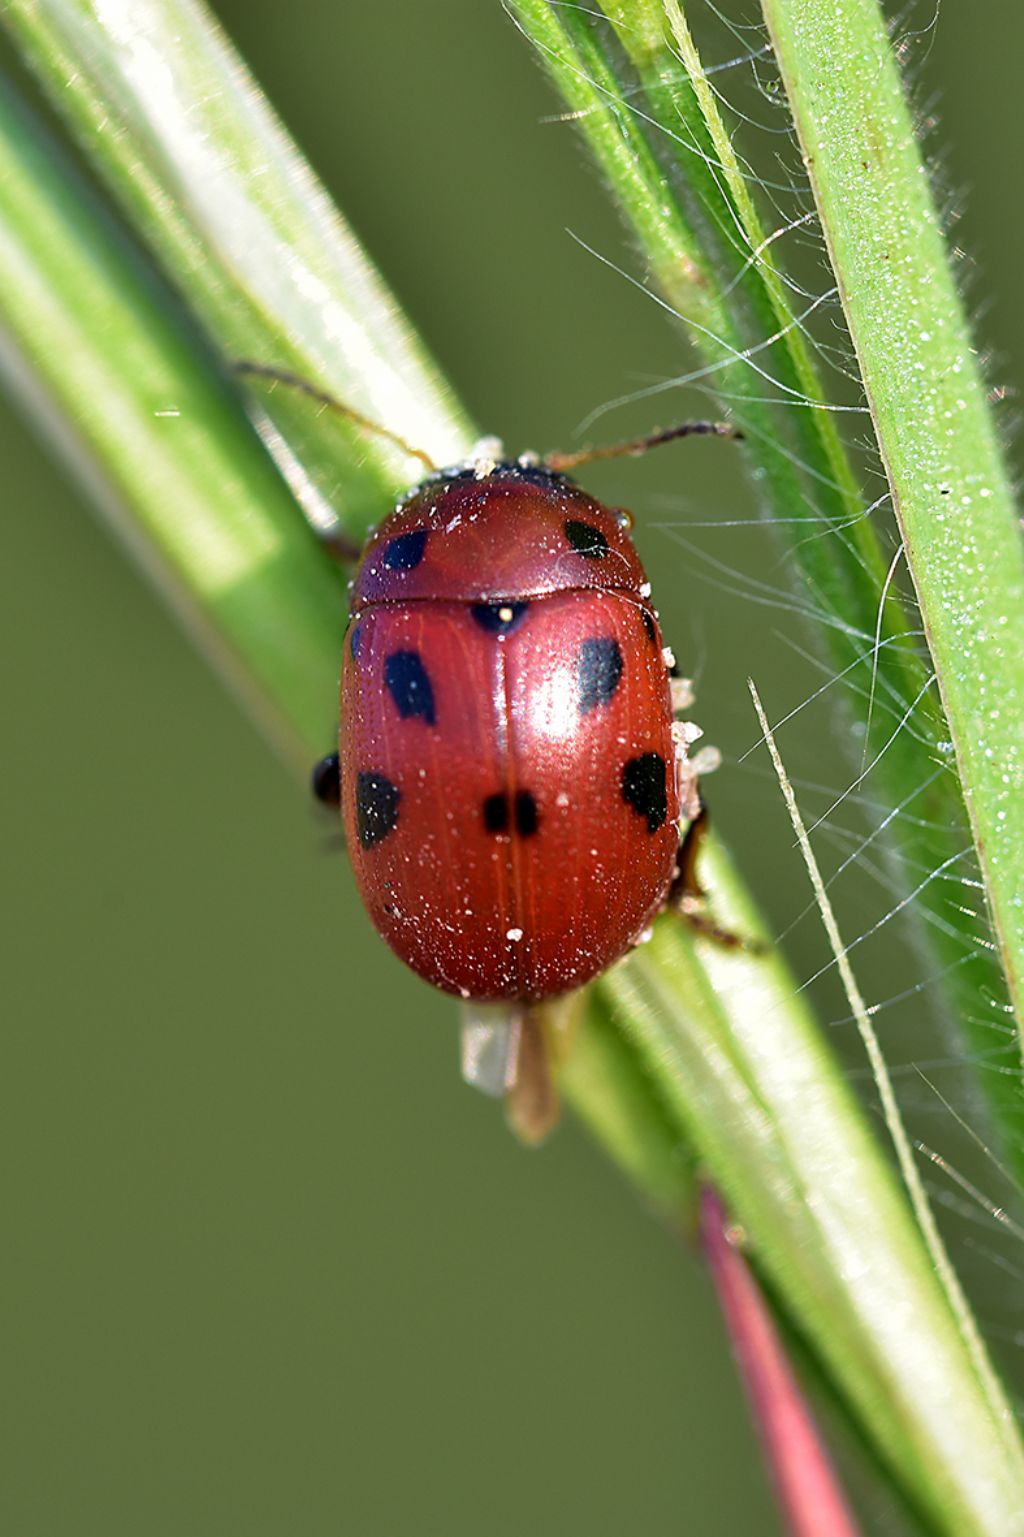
320,527,364,565
311,751,341,808
671,801,709,906
545,418,742,472
232,360,438,473
668,804,764,953
670,805,745,950
505,1007,561,1146
459,1001,560,1145
669,702,737,942
664,682,758,949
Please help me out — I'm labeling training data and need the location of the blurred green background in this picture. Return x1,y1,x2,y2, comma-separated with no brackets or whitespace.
2,4,1021,1534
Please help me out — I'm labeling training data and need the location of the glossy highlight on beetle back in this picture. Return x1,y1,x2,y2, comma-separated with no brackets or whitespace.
351,462,649,609
341,464,679,1002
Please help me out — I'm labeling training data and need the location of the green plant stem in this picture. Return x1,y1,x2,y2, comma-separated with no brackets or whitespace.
551,989,696,1214
602,842,1024,1536
758,0,1024,1057
749,680,1016,1461
0,0,473,543
2,16,1022,1533
0,52,700,1248
507,0,1024,1177
0,81,344,769
7,0,1021,1167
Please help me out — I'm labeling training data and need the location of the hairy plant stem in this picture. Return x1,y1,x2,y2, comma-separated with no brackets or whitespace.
507,0,1024,1181
0,6,1022,1531
759,0,1024,1072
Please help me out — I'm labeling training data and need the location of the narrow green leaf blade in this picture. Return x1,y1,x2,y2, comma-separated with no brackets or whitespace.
2,10,1022,1533
603,837,1024,1536
507,0,1024,1172
0,76,342,764
759,0,1024,1056
1,0,474,539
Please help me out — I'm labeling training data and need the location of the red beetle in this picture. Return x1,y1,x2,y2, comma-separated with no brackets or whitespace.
236,366,736,1134
338,455,695,1004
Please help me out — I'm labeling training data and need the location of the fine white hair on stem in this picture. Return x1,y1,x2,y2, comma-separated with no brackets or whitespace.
802,673,938,839
863,545,907,770
917,1144,1024,1245
567,233,862,412
748,679,1019,1450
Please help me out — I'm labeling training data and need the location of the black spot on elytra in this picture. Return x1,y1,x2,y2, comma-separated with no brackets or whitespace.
577,637,623,714
483,793,509,834
622,753,668,833
514,790,539,836
356,771,400,847
311,752,341,807
349,622,363,660
640,608,657,645
482,789,540,837
564,519,609,559
385,650,436,725
383,528,428,571
471,601,529,635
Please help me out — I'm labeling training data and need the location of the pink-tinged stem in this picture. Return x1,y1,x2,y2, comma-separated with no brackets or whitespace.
700,1185,861,1537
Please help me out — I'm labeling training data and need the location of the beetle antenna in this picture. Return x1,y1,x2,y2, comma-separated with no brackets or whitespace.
233,360,439,474
544,419,742,473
